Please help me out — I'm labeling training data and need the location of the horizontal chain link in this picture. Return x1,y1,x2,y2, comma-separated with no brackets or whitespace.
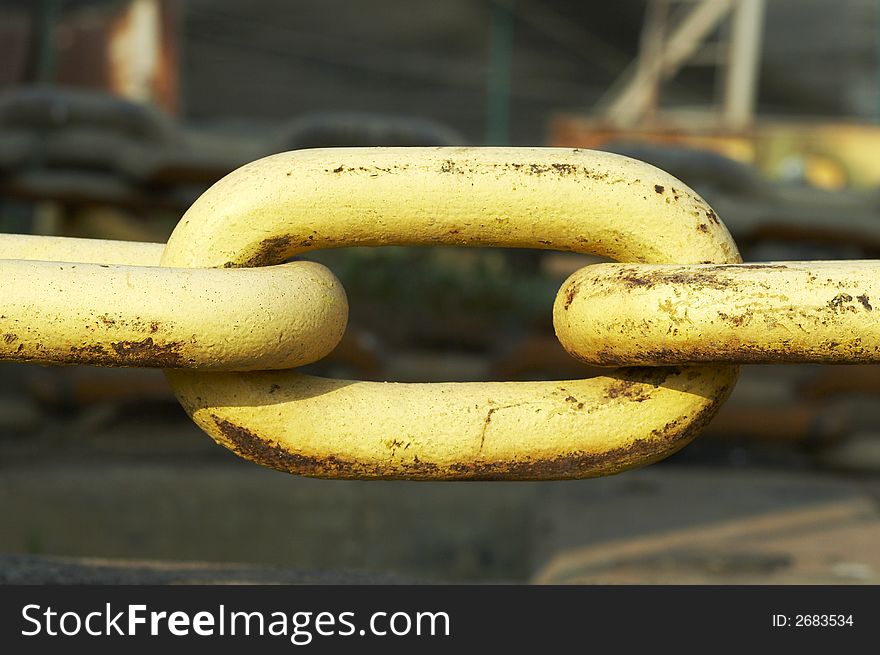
555,261,880,365
0,239,346,370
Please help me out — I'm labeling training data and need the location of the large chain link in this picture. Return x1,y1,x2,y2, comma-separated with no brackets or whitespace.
1,147,874,479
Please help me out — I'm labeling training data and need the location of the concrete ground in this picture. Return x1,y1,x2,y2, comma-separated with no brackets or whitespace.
1,400,878,584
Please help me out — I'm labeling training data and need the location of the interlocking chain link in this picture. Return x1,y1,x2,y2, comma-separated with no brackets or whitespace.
0,235,347,370
556,261,880,366
0,147,873,480
161,147,740,480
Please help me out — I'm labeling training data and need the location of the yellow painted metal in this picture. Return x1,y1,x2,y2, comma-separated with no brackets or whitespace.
555,260,880,366
162,147,741,480
160,147,740,267
0,233,164,266
0,236,347,370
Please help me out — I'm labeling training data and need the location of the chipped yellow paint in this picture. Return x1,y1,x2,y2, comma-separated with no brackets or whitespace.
0,236,347,370
162,147,742,479
555,261,880,366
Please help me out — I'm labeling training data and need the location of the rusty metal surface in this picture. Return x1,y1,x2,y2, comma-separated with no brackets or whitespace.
555,261,880,365
0,0,179,112
0,235,348,370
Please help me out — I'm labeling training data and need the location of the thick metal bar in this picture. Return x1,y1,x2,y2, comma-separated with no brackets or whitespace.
486,0,516,145
721,0,765,129
0,236,347,370
0,233,163,266
555,261,880,366
603,0,734,125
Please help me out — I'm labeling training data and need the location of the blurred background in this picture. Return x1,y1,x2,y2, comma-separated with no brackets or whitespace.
1,0,879,584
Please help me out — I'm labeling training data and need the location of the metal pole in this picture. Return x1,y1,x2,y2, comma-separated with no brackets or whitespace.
487,0,516,145
722,0,765,130
24,0,60,83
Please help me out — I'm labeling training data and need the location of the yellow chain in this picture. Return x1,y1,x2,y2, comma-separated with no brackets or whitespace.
160,147,740,480
556,261,880,365
0,235,346,370
1,147,870,480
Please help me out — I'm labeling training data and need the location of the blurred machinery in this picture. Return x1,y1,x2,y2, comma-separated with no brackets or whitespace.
552,0,880,190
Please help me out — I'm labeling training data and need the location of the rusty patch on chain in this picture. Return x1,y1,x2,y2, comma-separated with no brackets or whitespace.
66,338,186,367
211,390,727,480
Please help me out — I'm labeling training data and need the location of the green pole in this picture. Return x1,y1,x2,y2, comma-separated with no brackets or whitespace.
25,0,60,83
487,0,516,145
